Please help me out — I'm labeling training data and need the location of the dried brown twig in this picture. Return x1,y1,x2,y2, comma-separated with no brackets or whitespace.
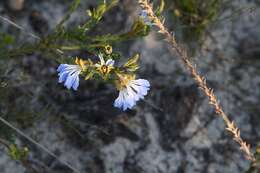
138,0,256,163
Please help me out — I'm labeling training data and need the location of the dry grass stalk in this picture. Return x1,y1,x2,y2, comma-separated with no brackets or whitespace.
138,0,256,163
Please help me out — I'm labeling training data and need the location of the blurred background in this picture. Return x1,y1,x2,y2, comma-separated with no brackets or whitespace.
0,0,260,172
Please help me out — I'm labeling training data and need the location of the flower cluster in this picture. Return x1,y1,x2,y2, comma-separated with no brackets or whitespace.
57,46,150,111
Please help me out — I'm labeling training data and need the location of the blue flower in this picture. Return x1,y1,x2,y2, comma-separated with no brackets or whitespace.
114,76,150,111
139,10,153,26
57,64,82,91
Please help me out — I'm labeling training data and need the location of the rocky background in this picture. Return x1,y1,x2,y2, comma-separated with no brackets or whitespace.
0,0,259,173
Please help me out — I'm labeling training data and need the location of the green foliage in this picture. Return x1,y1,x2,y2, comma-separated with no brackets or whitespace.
87,0,118,22
8,144,29,161
1,0,149,62
92,19,150,44
54,0,120,43
81,0,119,33
123,54,140,72
56,0,81,30
0,33,15,57
0,33,14,48
155,0,165,16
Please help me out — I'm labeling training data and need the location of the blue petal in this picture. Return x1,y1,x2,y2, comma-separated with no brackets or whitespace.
114,90,136,111
123,91,136,110
135,79,150,87
137,85,150,96
122,92,130,110
106,59,115,66
130,80,150,99
70,75,77,90
58,71,68,83
114,92,124,109
123,100,129,111
125,96,135,108
57,64,67,72
64,72,75,89
114,99,121,108
140,87,149,96
57,64,81,91
72,76,79,91
127,87,140,102
114,79,151,111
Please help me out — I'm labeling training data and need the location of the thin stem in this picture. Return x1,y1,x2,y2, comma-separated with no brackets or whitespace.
0,16,40,40
0,15,64,55
0,116,81,173
59,43,105,51
138,0,256,163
